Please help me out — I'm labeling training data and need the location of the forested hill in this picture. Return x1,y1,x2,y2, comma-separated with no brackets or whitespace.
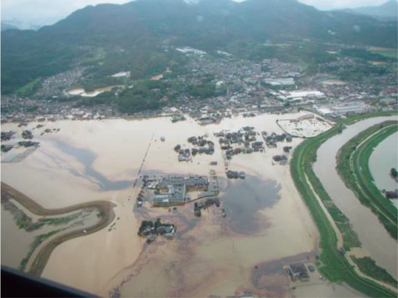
353,0,397,20
2,0,397,94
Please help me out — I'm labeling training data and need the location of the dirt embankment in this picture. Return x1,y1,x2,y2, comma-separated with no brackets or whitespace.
1,182,116,276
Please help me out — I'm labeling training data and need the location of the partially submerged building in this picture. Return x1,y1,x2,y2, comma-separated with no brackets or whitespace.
287,263,310,281
150,175,218,207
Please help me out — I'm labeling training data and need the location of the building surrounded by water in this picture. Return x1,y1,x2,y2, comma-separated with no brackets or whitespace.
149,175,218,207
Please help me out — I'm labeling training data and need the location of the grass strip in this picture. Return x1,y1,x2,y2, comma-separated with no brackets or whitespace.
351,256,398,288
337,121,398,239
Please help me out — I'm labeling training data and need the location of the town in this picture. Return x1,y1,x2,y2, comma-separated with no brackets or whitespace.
1,43,397,125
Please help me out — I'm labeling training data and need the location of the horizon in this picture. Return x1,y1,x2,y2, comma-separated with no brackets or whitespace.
1,0,394,29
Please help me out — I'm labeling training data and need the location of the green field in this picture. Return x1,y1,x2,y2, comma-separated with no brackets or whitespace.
290,111,397,297
16,77,41,97
337,121,398,239
370,48,398,59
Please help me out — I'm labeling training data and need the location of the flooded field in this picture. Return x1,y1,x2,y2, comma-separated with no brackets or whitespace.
1,183,104,273
314,116,398,279
1,112,348,297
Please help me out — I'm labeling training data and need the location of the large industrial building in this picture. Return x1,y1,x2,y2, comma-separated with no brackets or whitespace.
314,102,371,117
264,78,295,88
279,90,326,103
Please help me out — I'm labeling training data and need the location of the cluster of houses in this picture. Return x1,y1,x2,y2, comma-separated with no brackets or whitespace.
263,131,292,147
214,127,266,160
1,131,15,141
174,136,215,162
138,219,176,242
1,129,40,155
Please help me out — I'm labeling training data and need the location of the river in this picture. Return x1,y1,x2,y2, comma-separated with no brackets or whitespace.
314,116,398,279
369,132,398,208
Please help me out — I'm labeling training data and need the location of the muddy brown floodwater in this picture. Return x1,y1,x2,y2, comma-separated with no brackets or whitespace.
222,176,280,234
0,113,361,297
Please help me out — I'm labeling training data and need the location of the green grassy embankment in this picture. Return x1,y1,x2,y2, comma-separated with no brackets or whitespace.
351,256,398,288
337,121,398,239
290,111,397,297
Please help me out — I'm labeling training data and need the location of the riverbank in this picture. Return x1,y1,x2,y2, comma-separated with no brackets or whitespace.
337,121,398,239
290,111,398,297
1,182,116,277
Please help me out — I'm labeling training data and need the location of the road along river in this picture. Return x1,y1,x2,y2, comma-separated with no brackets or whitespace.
314,116,398,280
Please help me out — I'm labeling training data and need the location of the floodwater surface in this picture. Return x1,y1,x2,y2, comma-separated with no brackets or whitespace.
53,140,132,191
222,176,281,234
1,113,319,296
369,132,398,194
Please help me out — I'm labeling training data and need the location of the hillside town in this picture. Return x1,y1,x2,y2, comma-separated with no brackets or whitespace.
1,44,397,125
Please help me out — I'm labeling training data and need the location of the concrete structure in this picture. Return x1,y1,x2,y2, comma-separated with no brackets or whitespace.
264,78,295,88
157,176,208,190
150,175,218,207
277,114,333,138
152,184,187,207
330,102,370,116
314,102,370,117
282,90,325,103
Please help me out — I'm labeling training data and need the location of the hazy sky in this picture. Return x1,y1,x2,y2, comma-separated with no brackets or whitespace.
1,0,391,27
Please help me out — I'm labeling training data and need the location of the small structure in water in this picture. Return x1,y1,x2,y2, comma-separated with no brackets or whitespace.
194,198,221,217
286,263,310,281
161,136,165,142
226,170,245,179
138,219,176,243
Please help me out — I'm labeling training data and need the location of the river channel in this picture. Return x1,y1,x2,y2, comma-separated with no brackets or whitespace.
314,116,398,279
369,132,398,208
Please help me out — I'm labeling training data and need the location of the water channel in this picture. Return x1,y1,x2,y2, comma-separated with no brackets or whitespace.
314,116,398,279
368,132,398,209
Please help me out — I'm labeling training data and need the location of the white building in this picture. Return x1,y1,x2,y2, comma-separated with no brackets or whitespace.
314,102,370,116
282,90,325,103
264,78,295,87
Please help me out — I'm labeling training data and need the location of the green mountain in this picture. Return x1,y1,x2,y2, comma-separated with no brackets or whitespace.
2,0,397,95
354,0,397,21
1,22,19,31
